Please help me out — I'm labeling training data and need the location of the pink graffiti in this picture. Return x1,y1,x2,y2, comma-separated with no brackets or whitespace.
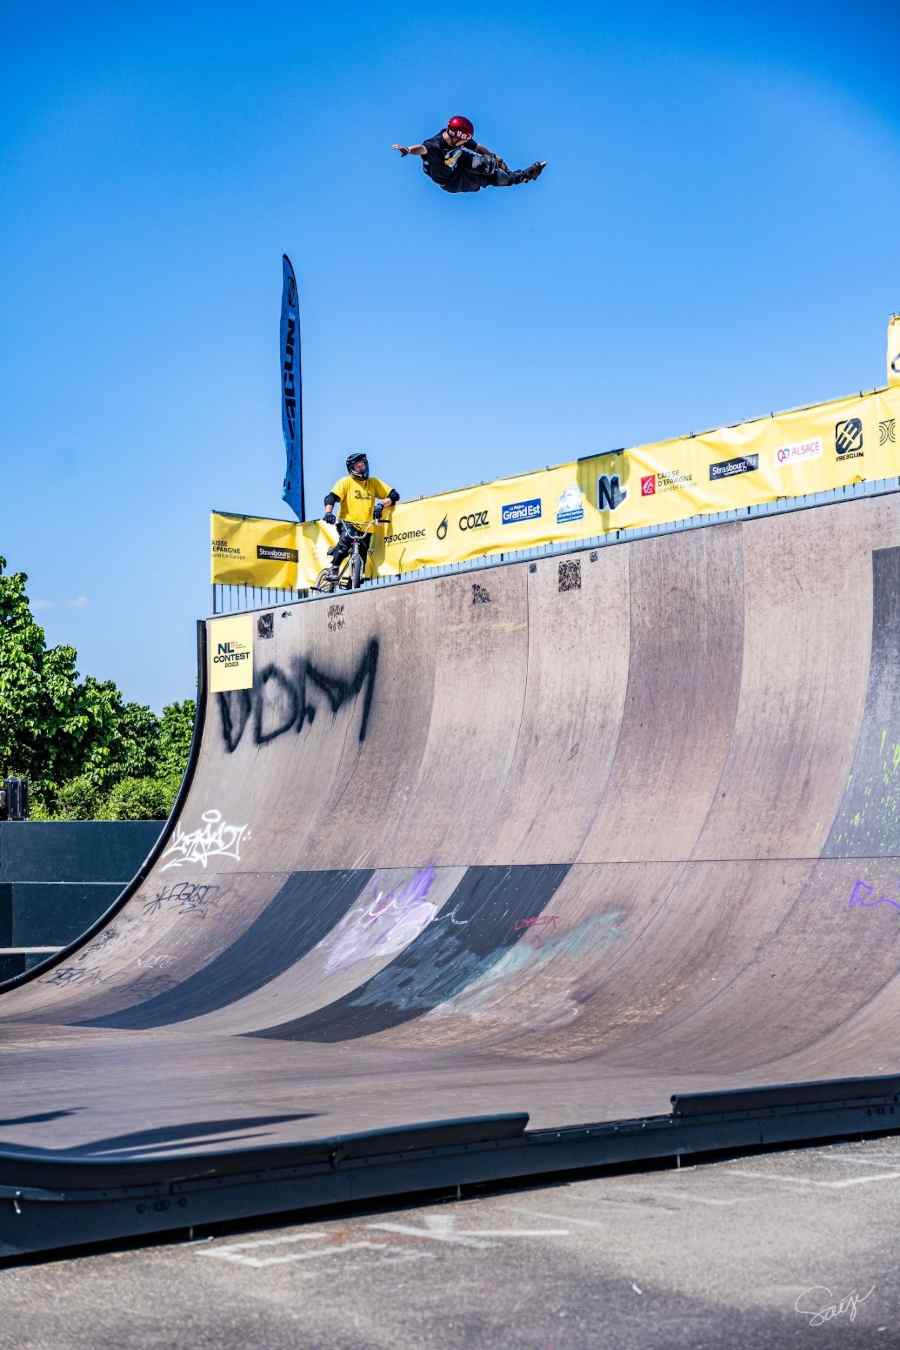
514,915,560,947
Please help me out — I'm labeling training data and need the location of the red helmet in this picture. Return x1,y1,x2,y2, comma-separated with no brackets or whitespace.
447,115,474,139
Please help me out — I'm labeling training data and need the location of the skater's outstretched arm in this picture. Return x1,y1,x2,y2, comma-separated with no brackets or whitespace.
392,144,426,157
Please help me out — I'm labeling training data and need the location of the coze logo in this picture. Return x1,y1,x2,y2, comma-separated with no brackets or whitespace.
459,511,489,531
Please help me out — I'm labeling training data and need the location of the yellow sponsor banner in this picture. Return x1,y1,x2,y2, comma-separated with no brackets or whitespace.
889,315,900,388
209,614,254,692
212,383,900,590
211,511,305,587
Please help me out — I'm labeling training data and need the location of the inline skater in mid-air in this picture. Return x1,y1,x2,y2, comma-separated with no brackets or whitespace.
392,115,546,194
322,452,399,586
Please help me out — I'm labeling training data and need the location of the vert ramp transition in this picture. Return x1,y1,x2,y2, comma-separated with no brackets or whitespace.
4,492,900,1256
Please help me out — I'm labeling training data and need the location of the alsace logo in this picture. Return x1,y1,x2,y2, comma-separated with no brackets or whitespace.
556,486,584,524
436,516,449,541
257,545,298,563
835,418,864,459
880,419,896,446
459,510,489,531
384,528,426,545
597,475,627,510
775,438,822,467
641,468,693,496
213,640,251,667
502,498,542,525
709,454,758,481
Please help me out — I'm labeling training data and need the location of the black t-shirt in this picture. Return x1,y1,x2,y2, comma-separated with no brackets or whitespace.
421,131,472,185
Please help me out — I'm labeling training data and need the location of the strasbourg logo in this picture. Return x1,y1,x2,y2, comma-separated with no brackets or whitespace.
709,454,758,481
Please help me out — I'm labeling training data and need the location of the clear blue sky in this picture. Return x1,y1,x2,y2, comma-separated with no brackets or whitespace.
3,0,899,710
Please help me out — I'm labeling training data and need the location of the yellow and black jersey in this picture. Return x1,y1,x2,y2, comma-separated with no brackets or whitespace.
329,474,394,531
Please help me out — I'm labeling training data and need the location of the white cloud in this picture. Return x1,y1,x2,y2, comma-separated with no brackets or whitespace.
67,596,89,609
32,599,56,612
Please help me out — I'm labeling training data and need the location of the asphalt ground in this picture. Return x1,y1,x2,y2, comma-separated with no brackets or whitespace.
4,1136,900,1349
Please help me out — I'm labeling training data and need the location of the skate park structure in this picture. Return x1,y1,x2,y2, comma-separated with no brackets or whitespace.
4,484,900,1257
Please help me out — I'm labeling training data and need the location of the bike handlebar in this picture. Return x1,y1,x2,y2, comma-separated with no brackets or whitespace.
335,517,384,536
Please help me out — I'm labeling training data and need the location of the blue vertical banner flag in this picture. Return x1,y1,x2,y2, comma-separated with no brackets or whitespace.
280,255,305,520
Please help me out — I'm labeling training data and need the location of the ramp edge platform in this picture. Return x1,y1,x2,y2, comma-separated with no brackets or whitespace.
3,1075,900,1259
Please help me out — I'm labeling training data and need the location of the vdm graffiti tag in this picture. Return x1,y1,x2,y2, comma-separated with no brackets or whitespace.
218,639,379,752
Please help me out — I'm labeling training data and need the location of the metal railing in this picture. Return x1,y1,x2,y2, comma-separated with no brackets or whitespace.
211,583,309,615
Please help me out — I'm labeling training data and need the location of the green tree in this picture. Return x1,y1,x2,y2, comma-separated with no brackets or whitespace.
0,556,195,815
55,775,109,821
0,555,84,795
106,777,170,821
158,699,195,775
75,680,161,791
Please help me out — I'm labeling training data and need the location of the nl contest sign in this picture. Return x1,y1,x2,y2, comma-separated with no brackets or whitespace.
209,615,254,693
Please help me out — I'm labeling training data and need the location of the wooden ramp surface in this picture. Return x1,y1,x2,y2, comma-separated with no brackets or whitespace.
3,495,900,1178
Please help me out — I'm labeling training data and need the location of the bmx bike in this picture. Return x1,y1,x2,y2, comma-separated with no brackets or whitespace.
314,518,378,594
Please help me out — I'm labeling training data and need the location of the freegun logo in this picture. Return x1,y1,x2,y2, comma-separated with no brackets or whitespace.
257,545,299,563
214,641,250,667
212,539,242,558
835,418,864,460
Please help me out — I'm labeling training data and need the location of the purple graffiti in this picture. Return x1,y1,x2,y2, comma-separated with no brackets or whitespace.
848,879,900,913
323,868,438,974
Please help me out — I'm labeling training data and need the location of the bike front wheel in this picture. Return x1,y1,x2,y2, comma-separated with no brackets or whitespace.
351,551,363,590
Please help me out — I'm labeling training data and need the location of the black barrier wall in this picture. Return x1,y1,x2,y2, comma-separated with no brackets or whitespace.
0,822,164,979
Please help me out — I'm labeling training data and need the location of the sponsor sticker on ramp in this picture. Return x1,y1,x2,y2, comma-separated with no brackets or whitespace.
210,614,254,692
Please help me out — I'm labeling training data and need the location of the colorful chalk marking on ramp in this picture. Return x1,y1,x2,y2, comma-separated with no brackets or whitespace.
5,490,900,1257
